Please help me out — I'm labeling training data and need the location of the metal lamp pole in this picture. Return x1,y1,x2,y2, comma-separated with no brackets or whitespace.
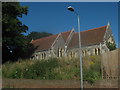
67,6,83,90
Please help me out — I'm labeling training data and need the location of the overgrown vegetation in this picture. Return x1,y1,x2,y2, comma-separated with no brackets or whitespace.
106,42,116,51
83,56,101,83
2,56,101,84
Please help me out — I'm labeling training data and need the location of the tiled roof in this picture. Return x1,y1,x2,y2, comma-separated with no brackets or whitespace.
61,30,71,42
31,30,72,52
31,26,107,51
31,34,58,52
68,26,107,48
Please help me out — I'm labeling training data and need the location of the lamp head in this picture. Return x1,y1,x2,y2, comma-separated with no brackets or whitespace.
67,6,74,12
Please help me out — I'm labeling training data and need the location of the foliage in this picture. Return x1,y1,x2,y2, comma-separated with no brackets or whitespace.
2,58,59,79
2,2,34,63
23,58,59,79
27,32,53,42
2,56,101,84
106,42,116,51
83,55,101,84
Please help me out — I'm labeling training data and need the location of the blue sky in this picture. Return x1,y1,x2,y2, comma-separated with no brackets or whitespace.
20,2,118,46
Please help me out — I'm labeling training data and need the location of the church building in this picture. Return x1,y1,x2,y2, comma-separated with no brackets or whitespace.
31,22,115,60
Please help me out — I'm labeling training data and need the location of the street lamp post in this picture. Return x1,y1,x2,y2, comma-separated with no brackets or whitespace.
67,6,83,90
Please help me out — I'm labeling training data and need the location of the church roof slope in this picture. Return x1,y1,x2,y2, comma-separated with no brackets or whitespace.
68,26,107,48
31,34,58,52
31,30,72,52
61,30,71,42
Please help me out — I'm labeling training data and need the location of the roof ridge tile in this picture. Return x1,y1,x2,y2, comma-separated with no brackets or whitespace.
81,26,107,33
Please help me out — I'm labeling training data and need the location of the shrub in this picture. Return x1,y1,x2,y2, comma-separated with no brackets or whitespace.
83,68,101,84
22,58,59,79
83,55,101,84
106,42,116,51
2,62,24,79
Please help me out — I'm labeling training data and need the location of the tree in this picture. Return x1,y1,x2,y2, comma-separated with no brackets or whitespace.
27,32,53,41
2,2,32,63
106,42,116,51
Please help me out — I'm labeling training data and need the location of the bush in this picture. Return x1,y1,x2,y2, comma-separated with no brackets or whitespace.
2,62,24,79
83,55,101,84
83,68,101,84
106,42,116,51
22,58,59,79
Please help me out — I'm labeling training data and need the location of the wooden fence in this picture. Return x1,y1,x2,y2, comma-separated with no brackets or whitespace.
101,49,119,79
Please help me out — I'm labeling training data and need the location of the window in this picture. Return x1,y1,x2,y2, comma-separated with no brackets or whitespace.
83,50,87,56
58,48,64,57
44,53,46,59
41,53,43,59
41,53,46,59
82,50,86,56
82,50,84,56
61,48,64,57
95,48,97,55
98,48,100,55
57,48,60,57
70,52,74,58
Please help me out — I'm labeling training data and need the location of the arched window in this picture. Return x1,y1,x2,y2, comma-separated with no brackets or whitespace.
84,50,87,56
82,50,86,56
41,53,46,59
71,52,72,58
70,52,74,58
98,48,100,55
61,48,64,57
41,53,44,59
60,48,62,57
95,48,97,55
57,48,60,57
57,48,64,57
44,53,46,59
82,50,84,56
